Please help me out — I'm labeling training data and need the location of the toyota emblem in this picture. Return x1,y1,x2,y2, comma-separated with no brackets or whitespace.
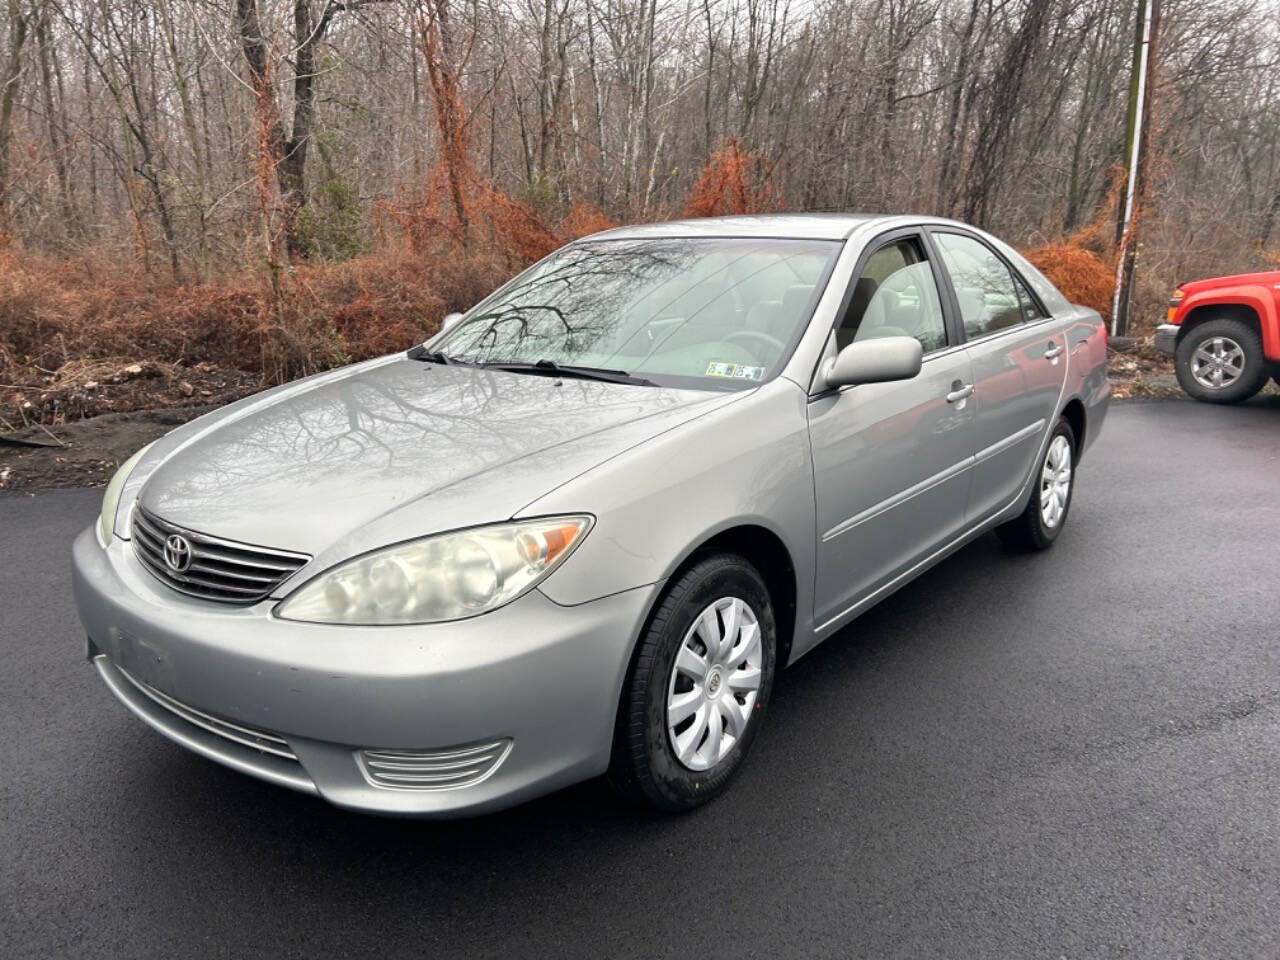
163,534,193,573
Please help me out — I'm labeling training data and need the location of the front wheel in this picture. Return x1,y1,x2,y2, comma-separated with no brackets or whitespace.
1174,318,1269,404
609,553,776,812
996,417,1076,552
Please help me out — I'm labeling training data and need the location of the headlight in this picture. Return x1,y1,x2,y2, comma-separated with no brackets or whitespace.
99,442,154,544
275,516,593,625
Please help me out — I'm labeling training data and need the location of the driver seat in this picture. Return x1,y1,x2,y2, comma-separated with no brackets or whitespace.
746,284,814,344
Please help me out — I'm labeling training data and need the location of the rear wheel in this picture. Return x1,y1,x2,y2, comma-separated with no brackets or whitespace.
1174,318,1269,404
996,417,1076,552
609,553,776,812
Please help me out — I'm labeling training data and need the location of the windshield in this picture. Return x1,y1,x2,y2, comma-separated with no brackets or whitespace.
432,237,841,389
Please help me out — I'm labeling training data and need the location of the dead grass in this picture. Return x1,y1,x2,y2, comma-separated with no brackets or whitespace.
0,182,627,426
0,238,509,424
1023,242,1115,323
682,138,783,219
0,151,1150,430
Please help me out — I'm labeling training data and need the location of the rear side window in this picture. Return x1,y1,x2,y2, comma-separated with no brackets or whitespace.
988,238,1072,315
933,232,1024,338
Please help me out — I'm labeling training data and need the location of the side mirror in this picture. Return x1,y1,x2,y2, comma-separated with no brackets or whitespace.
823,336,922,390
441,311,465,332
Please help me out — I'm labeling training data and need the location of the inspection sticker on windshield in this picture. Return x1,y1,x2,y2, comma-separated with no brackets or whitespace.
705,362,765,381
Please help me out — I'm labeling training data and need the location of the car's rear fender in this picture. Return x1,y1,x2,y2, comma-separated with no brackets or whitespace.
1060,306,1110,460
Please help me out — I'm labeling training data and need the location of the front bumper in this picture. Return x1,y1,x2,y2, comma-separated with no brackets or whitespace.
71,526,658,816
1153,323,1180,355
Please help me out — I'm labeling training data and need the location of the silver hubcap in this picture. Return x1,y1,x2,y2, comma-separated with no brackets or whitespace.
1040,435,1072,529
1191,336,1245,390
666,597,763,772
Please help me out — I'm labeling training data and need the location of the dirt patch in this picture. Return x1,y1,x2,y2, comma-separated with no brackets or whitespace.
1,358,261,489
1107,340,1182,399
3,358,261,427
1,407,215,490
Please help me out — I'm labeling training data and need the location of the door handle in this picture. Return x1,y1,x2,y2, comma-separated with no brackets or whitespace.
945,383,974,404
1044,343,1064,360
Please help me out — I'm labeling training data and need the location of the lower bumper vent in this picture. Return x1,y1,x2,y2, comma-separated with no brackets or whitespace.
118,665,297,760
357,739,512,791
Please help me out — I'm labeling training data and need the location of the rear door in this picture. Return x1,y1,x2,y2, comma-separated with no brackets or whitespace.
808,229,976,633
928,229,1067,523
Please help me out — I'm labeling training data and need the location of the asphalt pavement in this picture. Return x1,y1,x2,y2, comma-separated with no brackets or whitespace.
3,397,1279,959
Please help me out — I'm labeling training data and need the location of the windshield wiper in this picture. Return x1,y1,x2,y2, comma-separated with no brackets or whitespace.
406,345,471,365
410,348,654,386
478,358,656,386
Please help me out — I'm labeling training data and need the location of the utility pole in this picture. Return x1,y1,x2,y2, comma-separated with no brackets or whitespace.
1112,0,1160,337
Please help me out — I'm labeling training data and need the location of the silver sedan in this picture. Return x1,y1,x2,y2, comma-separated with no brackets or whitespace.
72,214,1111,816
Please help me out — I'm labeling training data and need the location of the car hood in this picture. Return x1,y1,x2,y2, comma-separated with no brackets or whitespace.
139,357,738,557
1181,269,1280,293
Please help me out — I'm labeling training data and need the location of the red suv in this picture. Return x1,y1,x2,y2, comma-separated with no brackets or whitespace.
1154,270,1280,403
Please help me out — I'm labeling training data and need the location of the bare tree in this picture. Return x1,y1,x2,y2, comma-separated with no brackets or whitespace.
234,0,386,257
0,0,34,221
0,0,1274,322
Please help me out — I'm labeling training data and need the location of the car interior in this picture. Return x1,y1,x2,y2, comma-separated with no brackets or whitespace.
933,232,1029,337
836,239,947,354
571,247,830,379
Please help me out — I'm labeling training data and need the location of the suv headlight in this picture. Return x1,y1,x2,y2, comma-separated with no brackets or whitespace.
275,516,593,625
99,442,154,544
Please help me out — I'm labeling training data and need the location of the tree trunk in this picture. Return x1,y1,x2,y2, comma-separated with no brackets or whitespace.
0,0,31,222
235,0,289,263
235,0,346,259
935,0,980,215
419,0,471,243
1258,189,1280,251
159,3,207,270
961,1,1049,228
280,0,328,257
35,5,76,234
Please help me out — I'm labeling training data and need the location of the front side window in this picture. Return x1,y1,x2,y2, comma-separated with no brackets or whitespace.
433,237,841,389
933,232,1024,338
836,237,947,354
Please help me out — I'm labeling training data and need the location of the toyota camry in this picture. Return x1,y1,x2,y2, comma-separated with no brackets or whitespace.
72,214,1110,816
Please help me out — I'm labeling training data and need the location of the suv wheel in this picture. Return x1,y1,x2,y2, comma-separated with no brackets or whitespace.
1174,318,1269,404
609,553,776,812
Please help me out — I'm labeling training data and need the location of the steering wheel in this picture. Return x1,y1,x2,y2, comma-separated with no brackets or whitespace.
724,329,786,360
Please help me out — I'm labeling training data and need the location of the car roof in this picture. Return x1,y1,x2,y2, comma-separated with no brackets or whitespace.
584,213,891,242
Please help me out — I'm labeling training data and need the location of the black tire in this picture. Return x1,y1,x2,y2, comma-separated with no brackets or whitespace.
609,553,776,812
1173,318,1269,404
996,417,1077,552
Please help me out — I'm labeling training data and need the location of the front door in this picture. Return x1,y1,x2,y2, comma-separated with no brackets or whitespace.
929,230,1068,522
808,231,976,634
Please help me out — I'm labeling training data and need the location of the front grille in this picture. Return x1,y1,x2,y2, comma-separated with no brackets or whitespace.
117,665,297,761
357,740,513,791
132,506,309,604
